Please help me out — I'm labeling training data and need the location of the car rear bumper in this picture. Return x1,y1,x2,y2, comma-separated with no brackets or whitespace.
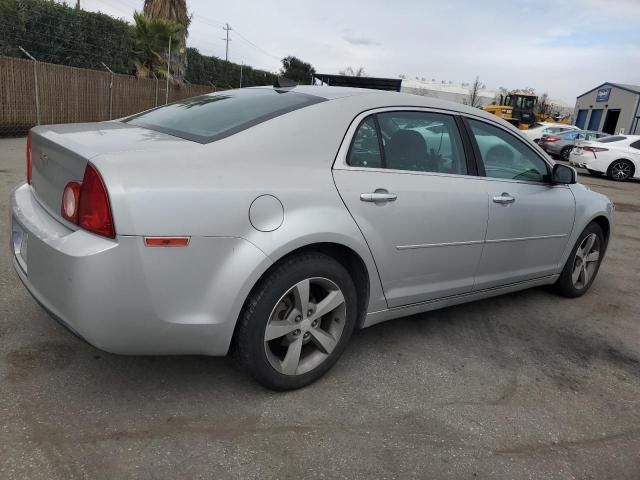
540,142,563,155
569,152,607,173
11,183,271,356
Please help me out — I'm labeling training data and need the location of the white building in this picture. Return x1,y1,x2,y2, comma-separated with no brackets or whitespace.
400,79,573,118
400,79,498,107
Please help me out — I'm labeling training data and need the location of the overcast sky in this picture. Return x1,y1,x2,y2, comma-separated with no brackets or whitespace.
74,0,640,103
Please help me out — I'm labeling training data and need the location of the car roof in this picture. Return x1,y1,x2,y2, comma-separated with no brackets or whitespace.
254,85,505,121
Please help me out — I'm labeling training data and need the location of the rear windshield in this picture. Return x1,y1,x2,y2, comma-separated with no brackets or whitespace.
124,88,325,143
598,135,627,143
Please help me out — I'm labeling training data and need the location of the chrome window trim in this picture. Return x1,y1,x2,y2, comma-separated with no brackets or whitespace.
334,106,474,180
333,106,566,188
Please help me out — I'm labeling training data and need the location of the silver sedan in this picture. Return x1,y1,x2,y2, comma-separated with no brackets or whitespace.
11,85,614,390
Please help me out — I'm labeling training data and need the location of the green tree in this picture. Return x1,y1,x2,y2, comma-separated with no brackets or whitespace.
131,11,183,80
143,0,190,80
280,56,315,84
0,0,133,73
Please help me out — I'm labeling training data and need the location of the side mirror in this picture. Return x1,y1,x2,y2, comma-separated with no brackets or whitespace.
551,163,577,184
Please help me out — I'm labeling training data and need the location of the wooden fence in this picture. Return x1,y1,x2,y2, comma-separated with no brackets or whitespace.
0,55,217,135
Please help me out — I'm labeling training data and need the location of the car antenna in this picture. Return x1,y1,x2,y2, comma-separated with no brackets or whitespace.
273,76,297,89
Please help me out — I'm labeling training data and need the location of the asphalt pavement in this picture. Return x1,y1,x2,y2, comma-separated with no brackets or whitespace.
1,136,640,479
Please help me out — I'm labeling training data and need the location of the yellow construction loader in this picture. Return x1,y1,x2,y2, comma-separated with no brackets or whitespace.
482,91,570,129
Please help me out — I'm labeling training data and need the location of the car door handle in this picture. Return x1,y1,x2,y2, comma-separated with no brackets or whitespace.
360,191,398,203
493,193,515,205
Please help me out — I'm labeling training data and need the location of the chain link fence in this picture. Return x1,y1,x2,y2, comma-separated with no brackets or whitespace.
0,55,217,137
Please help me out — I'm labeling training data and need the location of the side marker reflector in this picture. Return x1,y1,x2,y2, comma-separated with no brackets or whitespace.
144,237,190,247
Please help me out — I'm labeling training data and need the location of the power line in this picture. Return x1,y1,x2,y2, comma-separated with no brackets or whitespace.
232,28,282,62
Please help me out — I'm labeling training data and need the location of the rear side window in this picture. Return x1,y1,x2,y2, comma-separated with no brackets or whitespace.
348,117,382,168
347,111,467,175
631,140,640,150
124,88,325,143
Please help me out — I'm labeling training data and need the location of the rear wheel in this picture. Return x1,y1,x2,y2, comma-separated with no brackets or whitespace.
234,252,357,390
607,159,634,181
554,223,604,298
560,146,573,161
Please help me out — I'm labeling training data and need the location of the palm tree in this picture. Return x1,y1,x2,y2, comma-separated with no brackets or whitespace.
143,0,190,80
132,12,183,80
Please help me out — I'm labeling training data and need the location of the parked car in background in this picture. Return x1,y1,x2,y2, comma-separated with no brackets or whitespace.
11,86,613,390
521,122,579,144
570,135,640,181
539,130,609,160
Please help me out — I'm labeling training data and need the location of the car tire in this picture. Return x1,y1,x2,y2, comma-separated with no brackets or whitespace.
554,223,605,298
607,159,634,181
234,251,358,390
560,146,572,161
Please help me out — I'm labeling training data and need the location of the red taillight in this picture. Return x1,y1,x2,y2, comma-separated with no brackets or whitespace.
544,137,560,143
61,181,81,223
78,163,115,239
26,131,32,184
583,146,608,152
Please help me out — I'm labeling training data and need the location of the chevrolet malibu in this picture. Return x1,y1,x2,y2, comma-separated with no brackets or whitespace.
11,85,613,390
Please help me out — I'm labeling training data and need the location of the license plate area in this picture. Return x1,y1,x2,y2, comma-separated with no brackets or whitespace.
11,219,28,274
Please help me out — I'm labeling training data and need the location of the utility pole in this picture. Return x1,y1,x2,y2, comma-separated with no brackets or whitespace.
222,24,232,61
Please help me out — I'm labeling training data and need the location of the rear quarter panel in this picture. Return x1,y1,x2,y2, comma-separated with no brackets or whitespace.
90,97,391,314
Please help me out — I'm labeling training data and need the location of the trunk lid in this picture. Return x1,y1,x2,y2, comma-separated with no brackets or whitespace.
29,121,189,221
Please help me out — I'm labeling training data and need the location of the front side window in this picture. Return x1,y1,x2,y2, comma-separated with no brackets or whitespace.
468,119,549,182
523,97,536,110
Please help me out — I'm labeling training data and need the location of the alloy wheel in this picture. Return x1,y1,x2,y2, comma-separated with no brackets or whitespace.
561,147,572,160
571,233,600,290
264,277,346,376
610,161,632,180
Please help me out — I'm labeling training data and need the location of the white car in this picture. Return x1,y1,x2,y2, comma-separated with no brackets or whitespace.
521,123,579,144
570,135,640,181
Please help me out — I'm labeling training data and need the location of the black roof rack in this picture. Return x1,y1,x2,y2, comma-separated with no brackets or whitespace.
314,74,401,92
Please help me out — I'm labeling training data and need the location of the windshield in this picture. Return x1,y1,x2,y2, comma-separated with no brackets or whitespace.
124,88,325,143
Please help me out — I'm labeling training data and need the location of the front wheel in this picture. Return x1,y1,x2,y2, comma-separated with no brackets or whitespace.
607,159,634,181
554,223,605,298
234,252,358,390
